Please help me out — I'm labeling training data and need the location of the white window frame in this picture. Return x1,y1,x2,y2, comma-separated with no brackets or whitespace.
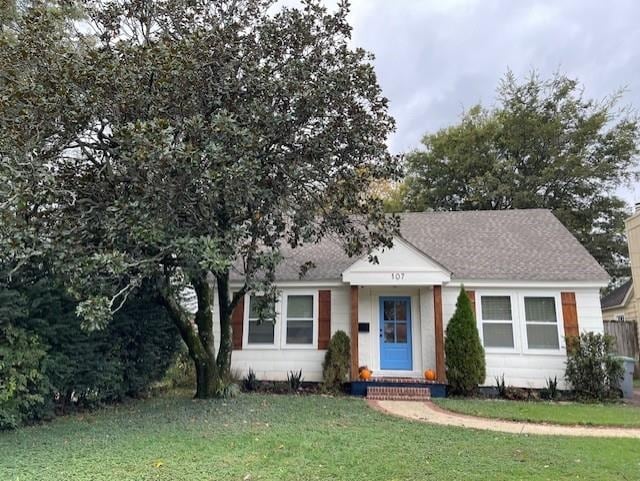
241,289,319,350
281,289,318,349
520,291,566,355
476,291,519,353
242,293,281,350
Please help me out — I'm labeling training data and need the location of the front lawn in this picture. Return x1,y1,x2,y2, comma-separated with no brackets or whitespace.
2,392,640,481
434,398,640,428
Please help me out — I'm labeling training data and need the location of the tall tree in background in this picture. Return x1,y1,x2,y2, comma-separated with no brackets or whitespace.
0,0,399,398
403,72,639,281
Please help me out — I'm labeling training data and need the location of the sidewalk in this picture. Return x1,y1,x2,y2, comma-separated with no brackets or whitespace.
368,399,640,439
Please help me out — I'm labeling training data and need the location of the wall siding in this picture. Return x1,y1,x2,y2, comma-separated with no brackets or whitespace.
442,286,605,388
224,286,351,382
190,284,604,386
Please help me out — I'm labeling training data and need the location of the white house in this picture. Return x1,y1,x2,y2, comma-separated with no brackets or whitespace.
210,209,608,389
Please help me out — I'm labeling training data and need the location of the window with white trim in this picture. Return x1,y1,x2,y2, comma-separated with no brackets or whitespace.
285,294,314,345
524,297,559,349
480,295,515,349
247,295,275,345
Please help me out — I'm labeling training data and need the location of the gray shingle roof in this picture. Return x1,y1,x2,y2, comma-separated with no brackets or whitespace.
231,209,609,283
601,279,633,309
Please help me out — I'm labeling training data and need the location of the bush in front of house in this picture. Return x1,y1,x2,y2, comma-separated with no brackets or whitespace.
24,280,180,409
321,330,351,392
565,332,624,402
0,290,52,430
445,287,486,395
1,279,180,429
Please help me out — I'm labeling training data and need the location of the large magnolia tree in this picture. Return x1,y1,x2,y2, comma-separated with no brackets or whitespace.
0,0,399,398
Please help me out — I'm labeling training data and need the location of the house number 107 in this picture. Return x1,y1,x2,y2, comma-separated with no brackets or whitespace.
391,272,405,280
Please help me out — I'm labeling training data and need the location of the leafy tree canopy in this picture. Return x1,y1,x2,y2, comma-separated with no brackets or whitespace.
0,0,399,397
403,71,639,281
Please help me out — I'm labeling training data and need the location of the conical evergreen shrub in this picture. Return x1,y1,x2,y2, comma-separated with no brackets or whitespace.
445,287,486,395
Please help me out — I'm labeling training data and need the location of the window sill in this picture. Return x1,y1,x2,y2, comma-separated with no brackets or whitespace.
242,344,279,350
522,349,566,357
484,348,567,357
281,344,317,350
484,347,518,354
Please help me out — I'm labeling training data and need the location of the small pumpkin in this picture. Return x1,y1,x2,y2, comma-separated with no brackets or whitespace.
424,369,436,381
359,366,372,381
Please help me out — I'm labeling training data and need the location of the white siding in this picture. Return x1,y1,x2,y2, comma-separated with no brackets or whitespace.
442,286,605,388
419,287,436,373
186,283,604,387
227,286,350,382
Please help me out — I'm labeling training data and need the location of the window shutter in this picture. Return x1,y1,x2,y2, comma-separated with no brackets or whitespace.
561,292,579,339
466,290,476,318
318,290,331,349
231,294,244,350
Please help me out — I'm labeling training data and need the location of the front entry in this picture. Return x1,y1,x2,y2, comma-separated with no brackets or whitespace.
379,297,412,370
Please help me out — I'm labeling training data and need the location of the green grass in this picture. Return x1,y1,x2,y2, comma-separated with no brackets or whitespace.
634,378,640,389
434,398,640,428
2,393,640,481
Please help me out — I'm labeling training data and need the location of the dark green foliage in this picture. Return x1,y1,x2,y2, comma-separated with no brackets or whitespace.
0,290,51,429
495,374,507,398
322,330,351,392
163,347,197,389
1,280,180,428
403,71,639,281
445,288,486,395
0,0,399,398
212,369,241,399
541,376,559,401
19,281,179,410
287,370,304,392
565,333,625,402
242,369,258,392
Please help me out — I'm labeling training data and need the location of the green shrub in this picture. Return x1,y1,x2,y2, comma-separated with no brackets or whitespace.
321,330,351,392
22,281,179,410
0,289,53,430
242,368,258,392
541,376,559,401
163,346,197,389
565,332,624,402
1,279,180,427
495,374,507,398
445,287,486,395
287,370,303,392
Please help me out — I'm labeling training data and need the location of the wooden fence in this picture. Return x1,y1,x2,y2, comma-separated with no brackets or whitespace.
603,320,639,361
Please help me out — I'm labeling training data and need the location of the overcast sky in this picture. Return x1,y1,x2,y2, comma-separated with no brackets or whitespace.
329,0,640,206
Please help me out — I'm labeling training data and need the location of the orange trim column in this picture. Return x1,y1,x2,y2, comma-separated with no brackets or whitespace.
350,285,359,380
433,285,445,382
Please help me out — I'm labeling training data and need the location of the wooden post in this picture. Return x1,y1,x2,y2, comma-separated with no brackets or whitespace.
561,292,579,339
433,285,445,382
350,285,359,380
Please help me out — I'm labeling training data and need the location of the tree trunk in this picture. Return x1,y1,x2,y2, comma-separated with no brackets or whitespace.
158,274,221,399
215,271,233,373
192,272,221,399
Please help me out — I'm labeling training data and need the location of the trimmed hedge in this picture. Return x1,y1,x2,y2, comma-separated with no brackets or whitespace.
1,280,180,429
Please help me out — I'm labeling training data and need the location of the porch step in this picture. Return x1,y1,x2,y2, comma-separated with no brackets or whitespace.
369,377,432,384
366,386,431,401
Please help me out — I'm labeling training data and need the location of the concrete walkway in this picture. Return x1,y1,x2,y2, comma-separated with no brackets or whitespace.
368,399,640,439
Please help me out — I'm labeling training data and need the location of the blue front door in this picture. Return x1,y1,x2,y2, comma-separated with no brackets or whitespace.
379,297,412,370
